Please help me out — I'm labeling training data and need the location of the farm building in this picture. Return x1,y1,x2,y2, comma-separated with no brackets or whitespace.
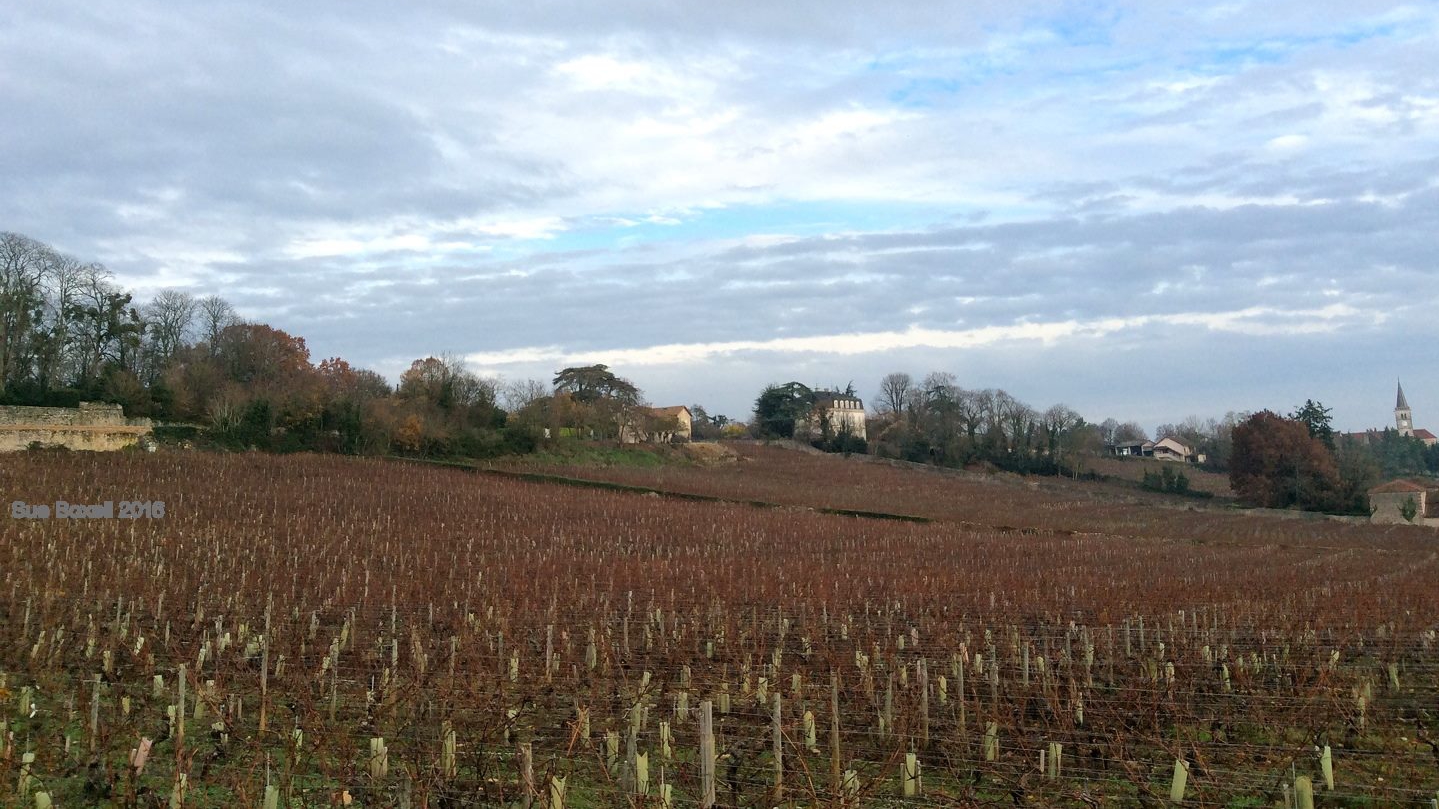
1109,439,1153,457
1369,478,1439,526
620,405,692,443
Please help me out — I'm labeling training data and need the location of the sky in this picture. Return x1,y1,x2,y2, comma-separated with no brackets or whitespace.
3,1,1436,432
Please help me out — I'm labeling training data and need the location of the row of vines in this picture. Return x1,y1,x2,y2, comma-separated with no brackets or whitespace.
1,452,1437,807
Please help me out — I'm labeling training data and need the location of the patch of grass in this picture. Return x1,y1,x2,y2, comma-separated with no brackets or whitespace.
523,441,680,469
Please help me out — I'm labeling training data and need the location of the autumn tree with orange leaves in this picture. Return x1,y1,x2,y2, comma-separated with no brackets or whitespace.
1230,410,1340,510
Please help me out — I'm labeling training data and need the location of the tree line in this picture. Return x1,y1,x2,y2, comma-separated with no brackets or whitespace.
867,372,1099,474
751,373,1097,474
0,231,694,457
755,371,1438,512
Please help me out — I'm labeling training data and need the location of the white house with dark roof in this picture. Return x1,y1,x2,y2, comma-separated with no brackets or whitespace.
797,391,867,442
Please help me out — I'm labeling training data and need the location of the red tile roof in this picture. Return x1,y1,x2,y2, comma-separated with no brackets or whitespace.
1369,479,1432,494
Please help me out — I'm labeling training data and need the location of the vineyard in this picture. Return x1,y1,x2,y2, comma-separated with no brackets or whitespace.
2,450,1438,807
498,444,1333,541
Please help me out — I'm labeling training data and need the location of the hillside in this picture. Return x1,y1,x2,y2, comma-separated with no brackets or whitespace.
493,442,1389,545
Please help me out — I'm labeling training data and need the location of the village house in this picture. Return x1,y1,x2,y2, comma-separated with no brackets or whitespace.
1153,437,1203,462
1107,436,1205,463
1368,478,1439,527
619,405,692,443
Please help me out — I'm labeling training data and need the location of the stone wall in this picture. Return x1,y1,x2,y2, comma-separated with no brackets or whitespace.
0,402,153,452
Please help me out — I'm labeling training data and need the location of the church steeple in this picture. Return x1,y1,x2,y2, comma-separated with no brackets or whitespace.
1396,380,1413,436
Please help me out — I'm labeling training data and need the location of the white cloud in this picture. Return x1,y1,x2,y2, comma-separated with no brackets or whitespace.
463,303,1382,369
1266,133,1308,150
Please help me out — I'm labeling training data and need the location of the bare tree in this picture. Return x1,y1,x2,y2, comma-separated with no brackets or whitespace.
69,262,129,385
996,391,1037,450
1174,415,1214,449
0,232,53,387
1114,421,1148,443
502,377,549,413
142,290,197,382
877,372,913,418
1041,404,1083,461
974,388,1002,436
1098,418,1121,446
1042,404,1082,442
32,250,84,392
949,385,984,440
196,295,239,353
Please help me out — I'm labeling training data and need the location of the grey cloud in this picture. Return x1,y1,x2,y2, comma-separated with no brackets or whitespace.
216,186,1438,383
2,0,1435,423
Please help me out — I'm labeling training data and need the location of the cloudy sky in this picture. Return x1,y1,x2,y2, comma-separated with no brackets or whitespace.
3,1,1436,431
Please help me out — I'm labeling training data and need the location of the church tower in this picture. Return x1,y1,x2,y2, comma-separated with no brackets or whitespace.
1396,380,1414,436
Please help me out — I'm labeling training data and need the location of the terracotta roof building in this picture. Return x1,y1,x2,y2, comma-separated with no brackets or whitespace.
620,405,693,443
1368,478,1439,526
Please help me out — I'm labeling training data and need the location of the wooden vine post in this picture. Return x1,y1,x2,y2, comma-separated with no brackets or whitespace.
175,660,188,806
519,742,536,809
830,669,842,797
259,600,271,733
918,659,930,747
771,692,783,803
699,700,716,809
89,675,101,753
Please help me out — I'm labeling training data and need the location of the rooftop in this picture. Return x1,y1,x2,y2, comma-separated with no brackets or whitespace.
1369,479,1434,495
